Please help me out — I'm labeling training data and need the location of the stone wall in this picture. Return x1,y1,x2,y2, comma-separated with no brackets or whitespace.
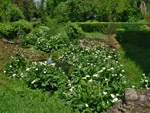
107,88,150,113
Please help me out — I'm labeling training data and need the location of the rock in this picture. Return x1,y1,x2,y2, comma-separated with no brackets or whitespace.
125,88,138,101
106,88,150,113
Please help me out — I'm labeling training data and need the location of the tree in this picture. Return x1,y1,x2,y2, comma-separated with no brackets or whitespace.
11,0,37,20
0,0,11,22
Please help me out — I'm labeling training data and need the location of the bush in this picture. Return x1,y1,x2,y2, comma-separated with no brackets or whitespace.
7,4,24,22
0,20,32,39
11,20,32,38
116,29,150,47
77,22,150,33
0,23,13,39
22,26,70,53
65,22,85,40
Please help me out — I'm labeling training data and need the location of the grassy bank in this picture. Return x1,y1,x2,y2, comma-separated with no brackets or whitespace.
0,75,72,113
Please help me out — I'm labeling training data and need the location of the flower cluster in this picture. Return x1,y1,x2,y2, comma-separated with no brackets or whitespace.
22,26,70,53
5,57,67,91
59,45,126,112
139,74,150,89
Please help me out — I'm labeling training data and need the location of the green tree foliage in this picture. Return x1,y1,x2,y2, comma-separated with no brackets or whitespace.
51,0,141,22
11,0,37,20
0,0,11,22
7,4,24,22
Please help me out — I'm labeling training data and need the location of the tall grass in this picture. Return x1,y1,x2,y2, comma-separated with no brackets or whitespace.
0,75,72,113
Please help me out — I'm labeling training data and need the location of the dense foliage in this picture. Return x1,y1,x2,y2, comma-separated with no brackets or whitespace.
7,4,25,22
5,57,67,91
22,26,70,53
65,22,85,40
0,20,32,39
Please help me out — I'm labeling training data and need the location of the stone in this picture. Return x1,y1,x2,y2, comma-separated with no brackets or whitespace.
125,88,138,101
140,95,146,102
106,88,150,113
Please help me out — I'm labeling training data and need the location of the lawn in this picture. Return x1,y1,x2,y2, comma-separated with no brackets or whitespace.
0,75,72,113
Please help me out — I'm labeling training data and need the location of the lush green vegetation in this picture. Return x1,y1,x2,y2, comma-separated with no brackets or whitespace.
1,0,150,112
0,75,72,113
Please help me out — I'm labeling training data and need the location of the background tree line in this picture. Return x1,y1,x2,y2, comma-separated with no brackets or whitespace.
0,0,150,23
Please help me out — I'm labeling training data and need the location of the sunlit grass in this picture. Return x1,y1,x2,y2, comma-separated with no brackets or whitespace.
0,75,72,113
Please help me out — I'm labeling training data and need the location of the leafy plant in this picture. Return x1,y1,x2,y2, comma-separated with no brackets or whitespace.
0,23,13,39
11,20,32,38
7,4,25,22
5,57,67,91
65,22,85,40
59,45,127,112
22,26,70,53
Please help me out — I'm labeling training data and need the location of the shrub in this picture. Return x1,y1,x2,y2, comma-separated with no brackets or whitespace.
77,22,150,33
22,26,70,53
0,20,32,39
65,22,85,40
116,29,150,47
7,4,24,22
0,23,13,39
11,20,32,38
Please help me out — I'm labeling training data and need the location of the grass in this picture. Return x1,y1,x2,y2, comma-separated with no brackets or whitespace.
84,31,150,86
116,31,150,86
0,75,72,113
0,38,72,113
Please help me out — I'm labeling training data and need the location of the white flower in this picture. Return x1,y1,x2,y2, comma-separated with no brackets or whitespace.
110,67,114,70
105,78,108,81
12,74,16,77
44,71,46,74
111,94,115,98
9,65,12,68
79,66,81,68
108,56,112,58
122,70,125,73
85,104,89,108
112,98,118,103
86,75,90,78
124,81,126,83
31,80,36,84
3,71,6,73
102,67,106,70
89,79,93,82
120,74,122,77
103,92,107,95
145,80,148,83
26,68,30,71
69,87,74,91
98,70,103,73
116,94,120,96
50,63,55,66
93,74,98,77
132,85,135,88
68,83,71,86
35,68,38,71
142,74,145,76
83,77,87,79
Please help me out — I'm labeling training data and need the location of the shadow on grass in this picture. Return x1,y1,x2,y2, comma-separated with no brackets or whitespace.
116,31,150,74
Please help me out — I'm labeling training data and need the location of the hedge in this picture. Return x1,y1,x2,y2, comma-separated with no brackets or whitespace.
116,29,150,47
76,22,150,33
